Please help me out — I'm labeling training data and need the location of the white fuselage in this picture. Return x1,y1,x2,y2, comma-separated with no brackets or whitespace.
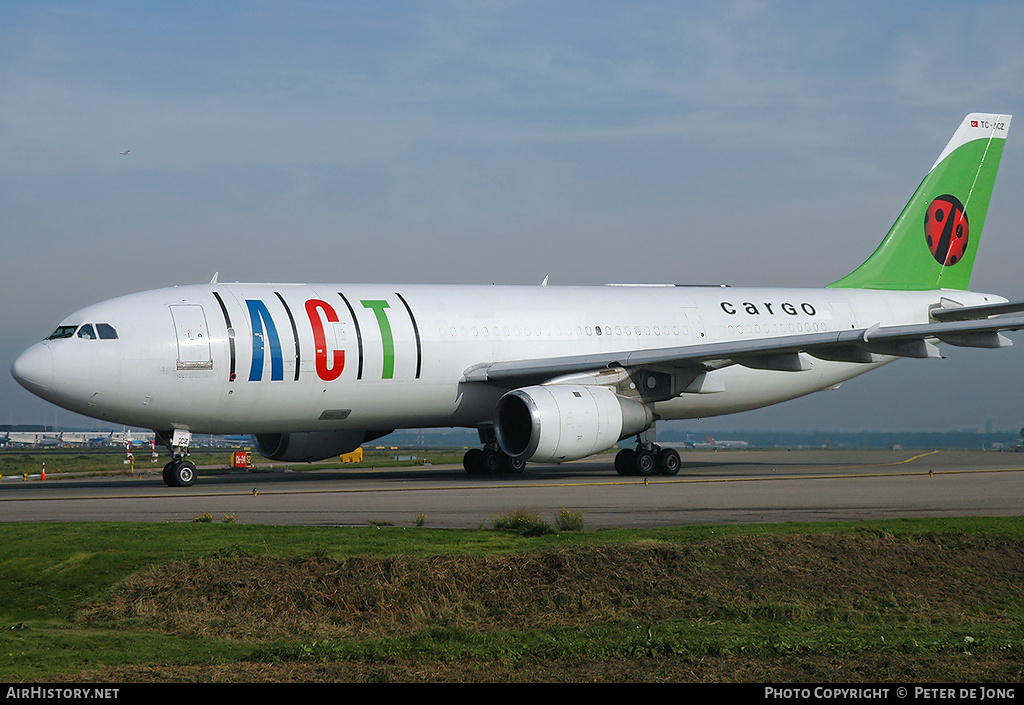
11,283,1004,436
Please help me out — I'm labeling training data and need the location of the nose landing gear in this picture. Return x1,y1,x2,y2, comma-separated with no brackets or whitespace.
163,458,198,487
156,429,198,487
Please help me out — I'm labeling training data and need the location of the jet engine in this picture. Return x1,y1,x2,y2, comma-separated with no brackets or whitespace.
494,384,653,463
253,430,376,462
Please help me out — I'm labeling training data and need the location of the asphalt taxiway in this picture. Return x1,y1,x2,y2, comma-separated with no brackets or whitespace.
1,449,1022,528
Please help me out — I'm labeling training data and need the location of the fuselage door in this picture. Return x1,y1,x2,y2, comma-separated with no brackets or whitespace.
170,304,214,370
683,310,706,343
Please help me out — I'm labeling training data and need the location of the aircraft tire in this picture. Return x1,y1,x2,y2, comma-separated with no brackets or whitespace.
657,448,681,475
503,454,526,474
162,461,176,486
463,448,484,474
480,448,502,474
615,448,636,476
634,449,656,476
166,460,197,488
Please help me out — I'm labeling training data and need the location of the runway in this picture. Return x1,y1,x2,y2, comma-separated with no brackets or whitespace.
1,449,1023,529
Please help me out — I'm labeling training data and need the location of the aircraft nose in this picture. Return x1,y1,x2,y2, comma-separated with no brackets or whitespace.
11,344,54,395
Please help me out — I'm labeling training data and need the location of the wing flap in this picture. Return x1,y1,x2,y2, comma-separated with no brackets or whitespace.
935,331,1012,348
733,352,814,372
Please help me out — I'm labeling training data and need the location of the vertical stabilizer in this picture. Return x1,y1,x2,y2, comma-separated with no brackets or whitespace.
829,113,1010,290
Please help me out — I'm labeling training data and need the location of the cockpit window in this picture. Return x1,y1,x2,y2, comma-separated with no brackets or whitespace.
48,323,118,341
47,325,78,340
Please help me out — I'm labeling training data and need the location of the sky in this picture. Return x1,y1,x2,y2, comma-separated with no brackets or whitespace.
2,1,1024,435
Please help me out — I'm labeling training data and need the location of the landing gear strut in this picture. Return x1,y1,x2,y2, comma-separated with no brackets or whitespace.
463,428,526,475
156,429,197,487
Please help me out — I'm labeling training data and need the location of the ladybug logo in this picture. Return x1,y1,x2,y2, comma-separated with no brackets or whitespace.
924,195,969,266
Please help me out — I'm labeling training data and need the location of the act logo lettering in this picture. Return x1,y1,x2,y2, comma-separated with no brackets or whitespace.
246,299,284,381
361,300,395,379
305,299,345,381
245,296,406,382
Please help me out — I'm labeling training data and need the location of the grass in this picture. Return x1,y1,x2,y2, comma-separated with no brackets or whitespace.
1,517,1023,682
492,508,556,535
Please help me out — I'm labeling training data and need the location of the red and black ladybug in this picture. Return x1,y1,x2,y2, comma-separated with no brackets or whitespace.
924,194,969,266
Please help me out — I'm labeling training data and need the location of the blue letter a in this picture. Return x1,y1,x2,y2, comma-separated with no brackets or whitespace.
247,299,284,381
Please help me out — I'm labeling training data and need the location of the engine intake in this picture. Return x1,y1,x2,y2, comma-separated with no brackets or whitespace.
494,384,653,463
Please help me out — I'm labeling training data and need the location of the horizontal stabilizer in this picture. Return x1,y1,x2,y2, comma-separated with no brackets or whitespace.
931,300,1024,321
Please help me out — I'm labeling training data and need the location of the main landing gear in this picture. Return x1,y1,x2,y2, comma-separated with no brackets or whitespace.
463,428,526,475
614,445,680,476
463,446,526,475
614,422,681,477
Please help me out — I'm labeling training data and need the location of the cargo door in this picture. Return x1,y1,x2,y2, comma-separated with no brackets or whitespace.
170,304,213,370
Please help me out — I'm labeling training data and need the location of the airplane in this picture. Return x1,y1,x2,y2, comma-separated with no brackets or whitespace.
674,435,749,450
11,112,1024,488
119,149,130,155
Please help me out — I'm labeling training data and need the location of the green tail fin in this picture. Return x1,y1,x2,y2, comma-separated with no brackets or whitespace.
829,113,1011,291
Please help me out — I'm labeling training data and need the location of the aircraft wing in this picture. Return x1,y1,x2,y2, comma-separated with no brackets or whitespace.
463,313,1024,387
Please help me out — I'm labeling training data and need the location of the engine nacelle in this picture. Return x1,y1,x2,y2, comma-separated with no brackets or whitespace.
494,384,653,463
253,430,368,463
